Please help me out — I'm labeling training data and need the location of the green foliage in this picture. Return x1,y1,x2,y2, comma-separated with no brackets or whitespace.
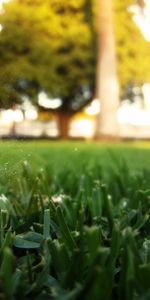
114,0,150,93
0,0,95,109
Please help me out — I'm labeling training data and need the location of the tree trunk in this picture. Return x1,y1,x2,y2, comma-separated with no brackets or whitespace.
10,104,17,138
95,0,120,139
57,111,72,139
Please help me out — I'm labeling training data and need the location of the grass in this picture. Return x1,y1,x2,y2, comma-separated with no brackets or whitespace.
0,141,150,299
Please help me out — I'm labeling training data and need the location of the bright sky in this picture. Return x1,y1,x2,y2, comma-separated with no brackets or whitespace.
0,0,10,13
130,0,150,41
0,0,8,8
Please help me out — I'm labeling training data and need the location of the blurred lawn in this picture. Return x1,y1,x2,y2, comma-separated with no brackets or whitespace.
0,140,150,186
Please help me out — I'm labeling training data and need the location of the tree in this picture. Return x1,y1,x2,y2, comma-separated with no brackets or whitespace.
114,0,150,95
0,0,96,138
94,0,150,138
95,0,120,139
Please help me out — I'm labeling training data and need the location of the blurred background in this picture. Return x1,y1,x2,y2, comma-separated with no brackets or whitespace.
0,0,150,140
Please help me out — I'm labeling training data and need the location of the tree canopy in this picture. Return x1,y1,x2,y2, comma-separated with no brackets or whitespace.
114,0,150,96
0,0,150,110
0,0,95,111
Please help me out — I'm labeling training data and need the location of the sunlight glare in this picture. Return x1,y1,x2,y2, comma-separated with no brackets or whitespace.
84,99,101,116
142,83,150,111
0,109,24,125
69,119,95,138
38,92,62,109
117,103,150,126
13,109,24,122
25,109,38,120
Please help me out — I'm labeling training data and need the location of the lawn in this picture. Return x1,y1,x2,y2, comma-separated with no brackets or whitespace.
0,140,150,185
0,140,150,299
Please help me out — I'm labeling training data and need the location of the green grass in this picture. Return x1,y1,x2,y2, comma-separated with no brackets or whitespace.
0,140,150,183
0,141,150,299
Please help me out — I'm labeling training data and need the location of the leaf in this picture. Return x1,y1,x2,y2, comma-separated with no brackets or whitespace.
92,187,102,218
0,247,14,298
0,194,15,216
43,209,50,239
138,263,150,290
14,232,43,249
12,269,22,294
85,226,101,263
56,206,77,252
